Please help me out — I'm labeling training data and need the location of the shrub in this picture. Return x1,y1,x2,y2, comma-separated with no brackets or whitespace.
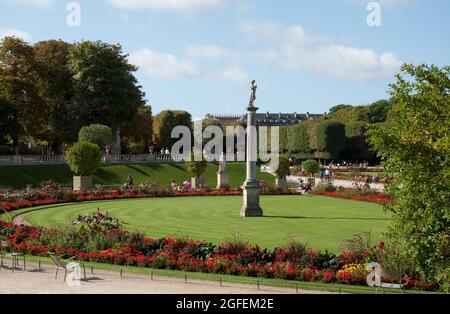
284,236,309,264
78,124,113,148
275,155,291,179
302,160,319,177
66,141,101,176
187,150,207,178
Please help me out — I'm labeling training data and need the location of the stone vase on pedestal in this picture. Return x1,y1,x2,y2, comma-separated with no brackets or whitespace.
73,176,93,191
191,177,204,190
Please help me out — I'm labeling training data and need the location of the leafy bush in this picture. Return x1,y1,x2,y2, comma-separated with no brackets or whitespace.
275,155,290,179
79,124,113,148
66,141,101,176
313,120,346,160
302,160,319,176
315,180,337,192
187,150,207,178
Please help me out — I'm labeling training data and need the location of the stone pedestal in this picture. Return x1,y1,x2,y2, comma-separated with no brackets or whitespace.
73,176,93,191
191,177,204,190
217,171,229,190
276,177,287,189
241,181,263,217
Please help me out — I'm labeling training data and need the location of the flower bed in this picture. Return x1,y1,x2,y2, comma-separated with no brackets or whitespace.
0,180,300,214
310,189,395,205
0,220,440,291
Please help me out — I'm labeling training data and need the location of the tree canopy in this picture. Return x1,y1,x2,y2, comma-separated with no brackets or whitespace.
68,41,144,130
368,64,450,283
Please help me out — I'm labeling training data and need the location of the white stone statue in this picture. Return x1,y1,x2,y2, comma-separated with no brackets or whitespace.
219,152,226,173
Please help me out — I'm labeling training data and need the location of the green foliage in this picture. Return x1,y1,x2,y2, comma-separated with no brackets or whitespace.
329,104,353,115
368,64,450,283
314,120,346,160
0,36,40,152
278,126,289,153
344,122,374,161
33,40,74,150
121,105,153,154
187,150,208,178
153,110,192,149
287,123,310,154
367,99,393,123
302,159,319,176
328,106,369,124
68,41,143,129
78,124,113,148
66,141,101,176
275,154,291,179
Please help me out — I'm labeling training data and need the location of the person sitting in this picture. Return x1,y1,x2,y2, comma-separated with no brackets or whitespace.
183,179,192,192
122,175,134,190
171,180,179,192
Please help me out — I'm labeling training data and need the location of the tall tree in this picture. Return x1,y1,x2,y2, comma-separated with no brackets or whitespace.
368,64,450,283
367,99,393,123
121,105,153,153
344,121,374,161
312,120,346,160
0,36,40,154
153,110,192,150
34,40,74,152
68,41,143,132
287,123,311,155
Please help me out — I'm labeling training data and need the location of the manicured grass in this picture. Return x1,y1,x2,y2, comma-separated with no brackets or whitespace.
0,163,274,189
22,195,390,252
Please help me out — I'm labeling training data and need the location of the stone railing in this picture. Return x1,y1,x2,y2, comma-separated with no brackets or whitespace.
0,155,66,166
0,154,183,166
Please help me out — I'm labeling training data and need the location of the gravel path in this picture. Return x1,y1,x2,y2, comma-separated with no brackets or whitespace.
288,176,385,192
0,262,333,294
12,212,30,226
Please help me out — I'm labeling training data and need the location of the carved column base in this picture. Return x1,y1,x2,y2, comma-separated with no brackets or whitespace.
240,182,263,217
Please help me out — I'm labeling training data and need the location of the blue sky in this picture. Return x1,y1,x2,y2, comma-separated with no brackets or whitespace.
1,0,449,119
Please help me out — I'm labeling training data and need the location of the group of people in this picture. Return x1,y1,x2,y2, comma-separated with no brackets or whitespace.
171,179,192,192
319,164,334,181
148,147,171,155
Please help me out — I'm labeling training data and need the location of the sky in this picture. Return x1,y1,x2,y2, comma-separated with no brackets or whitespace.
0,0,449,120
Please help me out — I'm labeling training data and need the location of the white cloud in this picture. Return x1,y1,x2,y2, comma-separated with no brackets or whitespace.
186,44,234,60
240,20,402,81
220,66,249,84
105,0,227,14
0,28,32,41
0,0,54,7
129,48,200,79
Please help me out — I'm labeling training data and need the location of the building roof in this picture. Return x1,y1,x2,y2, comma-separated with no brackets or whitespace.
205,112,325,126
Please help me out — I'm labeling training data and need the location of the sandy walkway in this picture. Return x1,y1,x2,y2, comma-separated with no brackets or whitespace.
0,262,330,294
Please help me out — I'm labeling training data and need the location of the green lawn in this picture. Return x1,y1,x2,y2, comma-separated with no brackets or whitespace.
0,163,274,189
21,195,390,252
